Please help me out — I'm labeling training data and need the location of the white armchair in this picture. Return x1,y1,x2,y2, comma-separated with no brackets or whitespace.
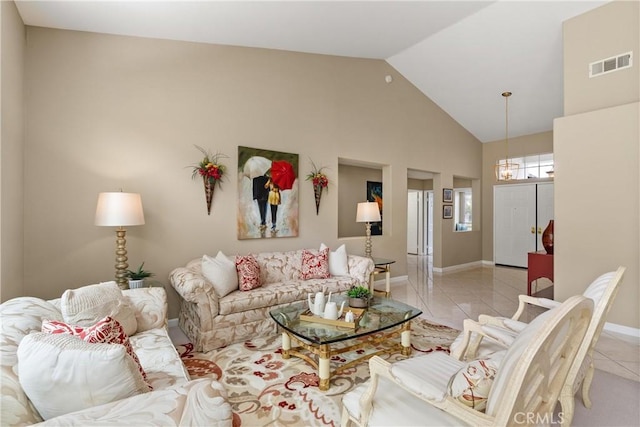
450,266,626,426
341,295,593,427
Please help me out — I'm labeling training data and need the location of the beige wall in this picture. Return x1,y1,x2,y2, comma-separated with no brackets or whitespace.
555,0,640,329
0,1,25,301
407,179,433,191
20,27,482,317
554,103,639,329
481,131,554,261
337,164,382,238
564,0,639,116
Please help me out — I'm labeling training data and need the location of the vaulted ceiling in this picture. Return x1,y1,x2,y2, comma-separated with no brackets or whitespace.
15,0,609,142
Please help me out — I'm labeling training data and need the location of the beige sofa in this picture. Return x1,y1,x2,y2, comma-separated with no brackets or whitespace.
0,285,233,426
169,249,375,352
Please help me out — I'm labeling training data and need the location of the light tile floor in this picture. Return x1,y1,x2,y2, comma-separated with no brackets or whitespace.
383,255,640,382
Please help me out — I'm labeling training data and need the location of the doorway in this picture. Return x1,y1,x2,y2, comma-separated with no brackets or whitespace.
407,190,433,256
407,169,435,260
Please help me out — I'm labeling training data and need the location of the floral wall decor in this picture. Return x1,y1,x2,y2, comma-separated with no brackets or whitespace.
306,159,329,215
238,146,299,239
190,145,227,215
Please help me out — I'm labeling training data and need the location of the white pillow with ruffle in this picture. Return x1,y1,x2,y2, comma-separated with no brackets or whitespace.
320,243,349,276
202,251,239,298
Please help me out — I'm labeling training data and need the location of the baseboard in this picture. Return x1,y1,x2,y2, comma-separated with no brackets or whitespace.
604,322,640,338
168,318,179,328
433,261,485,274
371,275,408,286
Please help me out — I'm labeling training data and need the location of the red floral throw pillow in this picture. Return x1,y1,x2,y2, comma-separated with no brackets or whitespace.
301,248,331,280
236,254,261,291
42,316,150,387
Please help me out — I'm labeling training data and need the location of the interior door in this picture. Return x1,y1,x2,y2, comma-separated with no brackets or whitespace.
407,190,419,254
494,184,537,267
425,191,433,255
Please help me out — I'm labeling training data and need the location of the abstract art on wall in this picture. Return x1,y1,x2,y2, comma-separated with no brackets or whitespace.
366,181,383,235
238,146,299,239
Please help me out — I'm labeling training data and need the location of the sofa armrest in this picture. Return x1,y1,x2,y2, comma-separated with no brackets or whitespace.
37,378,233,426
123,287,168,332
347,255,375,285
169,262,219,318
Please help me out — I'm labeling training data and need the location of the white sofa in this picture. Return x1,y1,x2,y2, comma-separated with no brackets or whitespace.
170,248,375,352
0,286,233,426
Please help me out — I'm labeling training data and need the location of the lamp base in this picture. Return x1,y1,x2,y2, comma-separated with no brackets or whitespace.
364,222,373,258
115,228,129,289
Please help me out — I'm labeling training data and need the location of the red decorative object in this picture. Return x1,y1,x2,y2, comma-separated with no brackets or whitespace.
527,251,554,297
235,255,261,291
301,248,330,280
270,160,296,191
542,219,554,254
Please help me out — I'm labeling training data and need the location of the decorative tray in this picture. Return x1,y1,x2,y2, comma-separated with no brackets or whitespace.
299,307,366,329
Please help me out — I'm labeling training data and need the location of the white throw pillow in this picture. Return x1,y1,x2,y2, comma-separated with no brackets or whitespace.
61,281,137,336
320,243,349,276
202,251,239,298
18,332,150,420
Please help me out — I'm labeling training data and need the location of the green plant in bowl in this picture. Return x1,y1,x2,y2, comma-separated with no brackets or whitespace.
347,286,371,308
126,262,154,280
347,286,371,299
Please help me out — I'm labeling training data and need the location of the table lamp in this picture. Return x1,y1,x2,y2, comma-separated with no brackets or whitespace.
356,201,381,258
95,191,145,289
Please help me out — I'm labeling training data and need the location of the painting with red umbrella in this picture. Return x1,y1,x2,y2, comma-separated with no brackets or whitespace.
237,146,299,239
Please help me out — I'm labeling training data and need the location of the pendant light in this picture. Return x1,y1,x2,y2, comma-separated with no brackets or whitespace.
494,91,520,181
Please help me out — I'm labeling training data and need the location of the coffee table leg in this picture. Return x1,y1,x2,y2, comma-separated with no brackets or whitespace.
401,323,411,356
282,332,291,359
319,344,330,391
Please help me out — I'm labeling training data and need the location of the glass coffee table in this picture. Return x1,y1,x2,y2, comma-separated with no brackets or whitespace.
269,296,422,391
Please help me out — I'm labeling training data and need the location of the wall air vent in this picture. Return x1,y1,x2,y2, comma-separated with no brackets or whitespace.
589,52,633,78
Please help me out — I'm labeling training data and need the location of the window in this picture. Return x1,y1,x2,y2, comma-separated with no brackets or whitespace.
454,188,472,231
496,153,554,180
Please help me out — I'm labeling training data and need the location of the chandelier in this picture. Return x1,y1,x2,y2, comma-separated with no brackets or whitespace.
494,91,520,181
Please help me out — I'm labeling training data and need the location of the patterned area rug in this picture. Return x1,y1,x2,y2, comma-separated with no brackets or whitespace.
176,318,459,427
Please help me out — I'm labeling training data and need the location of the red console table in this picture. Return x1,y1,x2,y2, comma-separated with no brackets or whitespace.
527,251,554,296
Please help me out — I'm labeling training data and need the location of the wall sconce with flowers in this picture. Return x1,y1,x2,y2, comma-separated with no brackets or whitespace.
190,145,227,215
306,159,329,215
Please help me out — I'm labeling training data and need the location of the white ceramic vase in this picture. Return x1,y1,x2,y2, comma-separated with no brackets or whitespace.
128,279,145,289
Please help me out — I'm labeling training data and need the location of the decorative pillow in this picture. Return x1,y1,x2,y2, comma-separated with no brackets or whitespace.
447,357,500,412
301,248,331,280
202,251,239,298
320,243,349,276
61,281,137,336
42,316,149,385
17,332,150,420
236,255,261,291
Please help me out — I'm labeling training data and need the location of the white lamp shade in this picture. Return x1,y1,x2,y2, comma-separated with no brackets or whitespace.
356,201,381,223
95,192,145,227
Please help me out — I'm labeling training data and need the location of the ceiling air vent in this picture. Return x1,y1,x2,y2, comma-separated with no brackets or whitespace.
589,52,633,78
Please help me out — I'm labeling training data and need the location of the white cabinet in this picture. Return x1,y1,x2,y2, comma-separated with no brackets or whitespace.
494,183,554,268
